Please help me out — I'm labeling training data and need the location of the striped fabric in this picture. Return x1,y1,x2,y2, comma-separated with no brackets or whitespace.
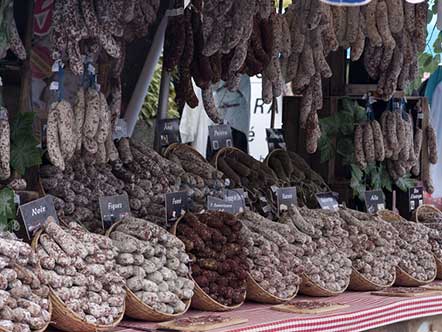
319,0,374,6
114,293,442,332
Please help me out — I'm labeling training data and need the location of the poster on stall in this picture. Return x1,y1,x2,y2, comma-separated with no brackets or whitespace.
248,76,283,161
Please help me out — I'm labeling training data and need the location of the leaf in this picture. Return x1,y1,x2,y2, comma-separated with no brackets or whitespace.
341,98,353,111
319,115,339,136
370,165,382,190
433,33,442,54
10,112,36,143
337,137,355,164
428,9,434,24
318,135,334,163
353,104,367,123
10,136,42,176
336,111,354,135
350,163,366,200
380,163,393,192
433,0,439,14
395,175,417,192
0,187,16,231
351,163,363,181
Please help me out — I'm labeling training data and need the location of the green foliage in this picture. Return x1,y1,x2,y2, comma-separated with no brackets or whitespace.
318,98,365,166
141,58,179,127
395,175,418,192
319,98,417,200
0,187,16,232
9,112,42,176
407,0,440,93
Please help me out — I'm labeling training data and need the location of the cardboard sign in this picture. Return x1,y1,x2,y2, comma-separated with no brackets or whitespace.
112,118,129,140
409,186,423,211
208,124,233,151
207,196,235,213
316,192,339,211
224,189,246,214
276,187,297,212
259,195,273,214
364,190,385,214
19,195,58,239
165,191,188,225
156,118,181,149
266,128,286,152
99,194,130,229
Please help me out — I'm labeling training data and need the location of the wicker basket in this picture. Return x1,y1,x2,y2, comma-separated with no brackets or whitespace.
299,273,348,297
348,268,396,291
106,220,191,321
413,204,442,223
435,256,442,280
212,146,247,168
377,209,403,222
263,148,285,166
378,209,442,282
191,278,245,311
49,290,124,331
170,207,247,311
124,287,191,321
395,261,437,287
246,273,297,304
164,143,208,164
32,228,125,332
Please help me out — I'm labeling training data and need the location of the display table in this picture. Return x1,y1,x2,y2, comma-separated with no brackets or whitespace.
111,292,442,332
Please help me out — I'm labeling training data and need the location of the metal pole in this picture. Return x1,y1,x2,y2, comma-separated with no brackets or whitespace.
157,70,171,120
270,0,284,129
156,0,176,121
270,97,277,129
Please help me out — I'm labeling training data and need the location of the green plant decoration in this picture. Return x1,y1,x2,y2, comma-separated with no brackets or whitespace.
319,98,417,200
10,112,42,176
0,187,17,231
141,58,179,126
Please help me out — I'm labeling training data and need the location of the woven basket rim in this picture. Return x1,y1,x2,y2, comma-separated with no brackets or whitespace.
414,204,442,223
213,146,246,168
350,267,396,289
125,285,191,318
263,148,286,167
164,143,208,164
377,209,403,222
396,256,437,285
49,289,125,329
33,227,125,330
192,277,245,310
301,273,348,295
246,273,298,302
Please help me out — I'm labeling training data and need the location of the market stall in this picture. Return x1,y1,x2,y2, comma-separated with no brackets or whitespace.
2,0,442,332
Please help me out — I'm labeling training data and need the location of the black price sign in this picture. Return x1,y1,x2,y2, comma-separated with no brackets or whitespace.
316,192,339,211
99,194,130,229
276,187,297,213
409,186,423,211
207,196,235,214
166,191,188,225
364,190,385,214
266,128,286,152
156,119,181,149
224,189,246,214
19,195,58,240
208,124,233,151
